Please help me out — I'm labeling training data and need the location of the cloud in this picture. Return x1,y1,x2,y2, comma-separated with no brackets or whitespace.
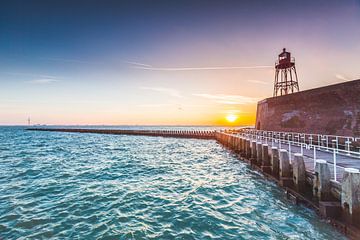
140,87,183,98
335,74,351,81
27,78,59,84
123,61,152,67
4,72,61,84
132,65,272,71
4,72,57,79
193,93,257,105
247,80,270,85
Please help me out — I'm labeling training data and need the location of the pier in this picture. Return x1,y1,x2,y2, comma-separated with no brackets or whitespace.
27,127,360,238
216,129,360,239
26,128,215,139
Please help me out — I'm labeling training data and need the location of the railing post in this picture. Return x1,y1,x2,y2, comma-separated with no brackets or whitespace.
313,146,317,170
279,137,282,149
336,136,339,151
333,148,337,181
326,136,329,150
346,138,351,156
288,141,292,163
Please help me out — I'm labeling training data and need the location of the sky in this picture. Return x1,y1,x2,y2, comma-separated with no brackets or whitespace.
1,0,360,126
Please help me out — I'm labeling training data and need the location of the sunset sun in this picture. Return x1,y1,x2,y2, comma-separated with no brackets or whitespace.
226,114,238,123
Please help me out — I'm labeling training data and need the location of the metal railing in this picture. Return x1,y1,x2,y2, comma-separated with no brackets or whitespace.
222,128,360,183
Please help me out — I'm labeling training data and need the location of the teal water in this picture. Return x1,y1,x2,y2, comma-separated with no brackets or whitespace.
0,127,344,239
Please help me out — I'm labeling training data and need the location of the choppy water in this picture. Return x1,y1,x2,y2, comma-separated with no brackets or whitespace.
0,126,345,239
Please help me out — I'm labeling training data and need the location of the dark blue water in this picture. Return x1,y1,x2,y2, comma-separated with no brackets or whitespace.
0,127,344,239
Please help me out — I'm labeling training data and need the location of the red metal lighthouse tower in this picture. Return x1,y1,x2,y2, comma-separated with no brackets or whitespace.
273,48,299,96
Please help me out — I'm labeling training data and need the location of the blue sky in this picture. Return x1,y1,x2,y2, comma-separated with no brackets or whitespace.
1,0,360,125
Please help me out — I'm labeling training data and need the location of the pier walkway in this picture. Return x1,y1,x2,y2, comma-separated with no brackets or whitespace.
231,129,360,182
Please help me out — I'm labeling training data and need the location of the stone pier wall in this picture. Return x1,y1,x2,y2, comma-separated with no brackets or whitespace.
256,79,360,136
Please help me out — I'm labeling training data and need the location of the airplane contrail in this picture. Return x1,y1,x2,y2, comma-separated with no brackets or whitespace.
132,65,272,71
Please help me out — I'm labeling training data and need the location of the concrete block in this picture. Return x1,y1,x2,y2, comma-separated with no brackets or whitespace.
234,137,240,152
279,149,291,178
251,141,257,160
240,138,245,153
256,142,263,165
262,144,270,166
341,168,360,227
292,153,306,193
246,139,251,158
271,147,280,177
319,201,341,219
313,160,331,201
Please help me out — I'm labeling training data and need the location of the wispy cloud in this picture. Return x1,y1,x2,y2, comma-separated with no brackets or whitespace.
4,72,57,79
193,93,257,105
133,65,272,71
335,74,351,81
27,78,59,84
247,79,270,85
140,87,183,98
3,72,61,84
123,61,152,68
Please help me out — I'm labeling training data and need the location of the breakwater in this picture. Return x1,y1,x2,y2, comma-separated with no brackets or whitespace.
27,127,360,238
215,131,360,239
27,128,215,139
256,79,360,136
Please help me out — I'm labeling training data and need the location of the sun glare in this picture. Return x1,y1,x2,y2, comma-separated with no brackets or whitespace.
226,114,238,123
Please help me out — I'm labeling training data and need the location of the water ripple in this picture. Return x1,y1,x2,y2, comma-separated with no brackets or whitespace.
0,127,345,239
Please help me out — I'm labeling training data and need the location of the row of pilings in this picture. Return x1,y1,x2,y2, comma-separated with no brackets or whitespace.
26,128,216,139
215,131,360,239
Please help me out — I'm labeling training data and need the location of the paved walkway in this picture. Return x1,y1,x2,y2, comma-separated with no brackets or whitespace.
248,137,360,182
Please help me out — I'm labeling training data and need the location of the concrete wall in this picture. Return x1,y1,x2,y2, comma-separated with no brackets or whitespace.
256,79,360,136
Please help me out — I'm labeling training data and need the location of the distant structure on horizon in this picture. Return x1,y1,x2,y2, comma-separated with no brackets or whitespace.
273,48,299,97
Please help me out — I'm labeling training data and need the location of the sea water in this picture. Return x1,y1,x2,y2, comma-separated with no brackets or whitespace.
0,126,345,239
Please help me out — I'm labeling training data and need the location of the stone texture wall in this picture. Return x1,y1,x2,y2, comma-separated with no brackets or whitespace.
256,79,360,136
